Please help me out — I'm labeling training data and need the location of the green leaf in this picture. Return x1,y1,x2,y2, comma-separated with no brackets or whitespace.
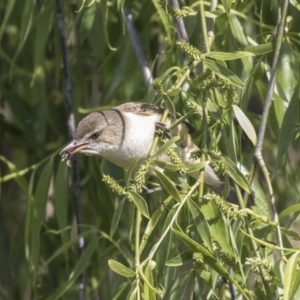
206,51,254,61
0,0,16,44
172,229,248,298
144,264,156,300
140,205,164,254
228,13,248,46
11,0,35,75
221,0,231,13
162,94,176,116
172,272,192,299
152,136,180,159
100,0,117,50
46,237,99,300
283,253,300,300
200,201,235,257
187,199,213,252
108,260,135,278
279,203,300,220
244,43,275,55
152,167,182,202
151,0,172,42
232,105,257,145
155,208,174,283
31,158,54,276
276,85,299,169
186,161,207,174
54,161,69,245
223,156,251,193
166,251,193,267
203,60,244,88
110,198,125,237
127,191,150,219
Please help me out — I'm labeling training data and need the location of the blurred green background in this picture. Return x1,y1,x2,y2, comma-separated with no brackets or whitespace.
1,0,300,299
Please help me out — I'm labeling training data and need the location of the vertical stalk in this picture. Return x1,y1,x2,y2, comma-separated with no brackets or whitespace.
135,209,142,299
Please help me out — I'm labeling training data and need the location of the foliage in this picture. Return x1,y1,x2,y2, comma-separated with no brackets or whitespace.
1,0,300,299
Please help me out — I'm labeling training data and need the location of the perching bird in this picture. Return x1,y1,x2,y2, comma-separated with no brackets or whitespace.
60,102,252,204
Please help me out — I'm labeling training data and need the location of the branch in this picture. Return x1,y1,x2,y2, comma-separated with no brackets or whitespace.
55,1,85,299
123,7,153,87
253,0,289,259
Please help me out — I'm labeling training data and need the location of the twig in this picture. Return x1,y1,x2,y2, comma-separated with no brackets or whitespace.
123,7,153,87
55,1,85,299
253,0,289,259
169,0,188,41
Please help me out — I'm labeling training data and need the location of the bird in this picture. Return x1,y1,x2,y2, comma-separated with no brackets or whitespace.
60,102,251,204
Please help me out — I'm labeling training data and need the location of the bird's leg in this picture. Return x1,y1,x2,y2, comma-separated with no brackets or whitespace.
155,122,172,139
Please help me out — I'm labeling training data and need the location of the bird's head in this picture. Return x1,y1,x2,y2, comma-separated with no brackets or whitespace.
60,111,123,163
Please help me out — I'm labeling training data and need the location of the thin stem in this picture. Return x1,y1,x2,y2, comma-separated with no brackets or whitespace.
199,1,209,53
55,1,84,299
124,7,153,87
170,0,188,41
198,100,207,202
135,209,142,300
253,0,289,260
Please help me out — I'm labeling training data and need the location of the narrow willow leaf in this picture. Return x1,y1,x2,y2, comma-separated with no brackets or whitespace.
186,161,207,174
110,198,125,237
31,158,54,274
244,43,274,55
127,191,150,219
140,205,164,254
100,0,117,50
173,272,192,299
162,94,176,116
155,208,174,283
276,86,299,169
232,105,257,145
45,230,95,265
167,109,194,133
223,157,250,193
151,0,172,42
279,203,300,220
144,264,156,300
172,229,248,298
228,13,248,46
187,199,213,252
46,238,99,300
0,0,16,43
221,0,231,13
11,0,34,71
167,88,181,97
203,60,244,88
200,201,235,257
204,10,224,18
154,160,179,172
206,51,254,61
166,251,193,266
283,253,299,300
54,162,69,244
152,136,180,159
108,260,135,277
152,167,182,202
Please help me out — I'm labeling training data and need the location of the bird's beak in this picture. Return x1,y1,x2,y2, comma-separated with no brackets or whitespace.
60,140,90,160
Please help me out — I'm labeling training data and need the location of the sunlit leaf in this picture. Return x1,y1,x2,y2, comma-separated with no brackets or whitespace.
108,260,135,277
232,104,257,145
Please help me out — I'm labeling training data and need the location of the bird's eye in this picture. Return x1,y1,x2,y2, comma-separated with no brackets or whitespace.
90,131,101,140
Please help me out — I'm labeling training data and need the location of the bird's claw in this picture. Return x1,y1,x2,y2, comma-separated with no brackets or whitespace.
155,122,172,139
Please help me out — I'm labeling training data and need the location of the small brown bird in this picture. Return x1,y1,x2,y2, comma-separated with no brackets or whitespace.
60,102,242,203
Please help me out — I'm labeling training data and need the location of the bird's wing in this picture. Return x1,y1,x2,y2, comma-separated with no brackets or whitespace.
115,102,196,134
